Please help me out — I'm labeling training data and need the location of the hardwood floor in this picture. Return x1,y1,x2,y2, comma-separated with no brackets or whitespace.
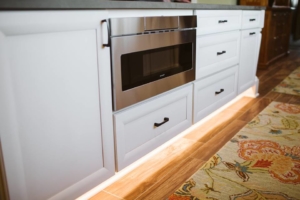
89,49,300,200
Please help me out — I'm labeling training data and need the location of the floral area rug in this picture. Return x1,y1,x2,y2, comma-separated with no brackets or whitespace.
168,102,300,200
273,67,300,96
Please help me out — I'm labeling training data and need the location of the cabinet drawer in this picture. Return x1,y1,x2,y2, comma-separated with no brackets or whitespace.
196,31,240,79
241,11,262,29
195,10,242,35
114,84,193,171
194,66,238,123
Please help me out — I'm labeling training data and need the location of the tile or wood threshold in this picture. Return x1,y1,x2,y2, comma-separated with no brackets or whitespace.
89,49,300,200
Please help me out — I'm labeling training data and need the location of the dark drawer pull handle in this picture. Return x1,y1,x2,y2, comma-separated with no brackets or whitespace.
154,117,169,127
249,18,256,21
215,89,224,95
250,32,256,35
217,51,226,55
101,19,110,47
218,20,228,23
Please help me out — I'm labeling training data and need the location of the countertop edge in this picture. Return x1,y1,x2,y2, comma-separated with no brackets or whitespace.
0,1,266,11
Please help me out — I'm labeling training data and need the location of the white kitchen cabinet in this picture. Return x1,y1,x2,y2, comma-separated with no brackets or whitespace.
114,84,193,171
193,66,238,123
238,10,264,95
238,28,262,94
0,11,115,200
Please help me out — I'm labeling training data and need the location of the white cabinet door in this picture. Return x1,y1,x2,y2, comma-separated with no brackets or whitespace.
238,28,262,94
0,11,114,200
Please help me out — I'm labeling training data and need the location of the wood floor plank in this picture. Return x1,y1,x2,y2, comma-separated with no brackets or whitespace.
135,157,206,200
226,96,259,112
89,191,123,200
184,109,244,143
274,93,296,103
190,119,248,161
237,98,273,122
289,96,300,105
258,78,284,96
103,138,204,199
257,64,282,83
263,91,281,101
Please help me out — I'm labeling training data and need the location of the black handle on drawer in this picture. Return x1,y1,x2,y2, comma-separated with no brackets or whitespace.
217,51,226,55
154,117,169,127
215,89,224,95
249,32,256,35
249,18,256,21
218,20,228,23
101,19,110,47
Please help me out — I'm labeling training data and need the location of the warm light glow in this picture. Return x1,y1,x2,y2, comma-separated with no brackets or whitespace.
76,86,256,200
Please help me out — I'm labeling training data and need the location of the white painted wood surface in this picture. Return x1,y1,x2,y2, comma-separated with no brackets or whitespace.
114,84,193,171
195,10,242,35
196,30,240,79
241,10,262,30
0,11,115,200
193,66,238,123
238,28,262,94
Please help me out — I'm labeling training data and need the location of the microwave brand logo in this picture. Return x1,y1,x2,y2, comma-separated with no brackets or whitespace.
160,74,165,77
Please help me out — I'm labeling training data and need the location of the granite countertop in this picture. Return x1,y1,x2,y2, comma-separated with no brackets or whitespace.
0,0,265,10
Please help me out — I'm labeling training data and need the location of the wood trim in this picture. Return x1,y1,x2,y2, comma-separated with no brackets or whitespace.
0,141,9,200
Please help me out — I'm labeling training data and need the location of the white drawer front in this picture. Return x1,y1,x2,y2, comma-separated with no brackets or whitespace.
196,31,240,79
195,10,242,35
194,66,238,123
241,11,262,29
114,84,193,171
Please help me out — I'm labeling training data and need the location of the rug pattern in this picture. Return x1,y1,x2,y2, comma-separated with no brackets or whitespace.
168,102,300,200
273,67,300,96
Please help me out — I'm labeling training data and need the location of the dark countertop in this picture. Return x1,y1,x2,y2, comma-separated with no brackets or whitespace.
0,0,265,10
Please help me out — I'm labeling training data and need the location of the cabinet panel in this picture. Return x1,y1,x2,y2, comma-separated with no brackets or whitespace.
241,10,262,29
196,31,240,79
114,84,193,171
0,11,114,200
195,10,242,35
194,66,238,123
238,28,261,94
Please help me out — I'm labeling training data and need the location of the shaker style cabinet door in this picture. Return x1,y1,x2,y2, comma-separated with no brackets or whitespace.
238,28,262,94
0,11,114,200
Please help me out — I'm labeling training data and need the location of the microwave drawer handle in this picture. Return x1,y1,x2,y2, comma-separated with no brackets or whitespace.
154,117,169,127
215,89,224,95
101,19,110,47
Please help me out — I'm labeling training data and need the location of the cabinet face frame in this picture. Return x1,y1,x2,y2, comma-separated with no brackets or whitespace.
0,11,115,200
